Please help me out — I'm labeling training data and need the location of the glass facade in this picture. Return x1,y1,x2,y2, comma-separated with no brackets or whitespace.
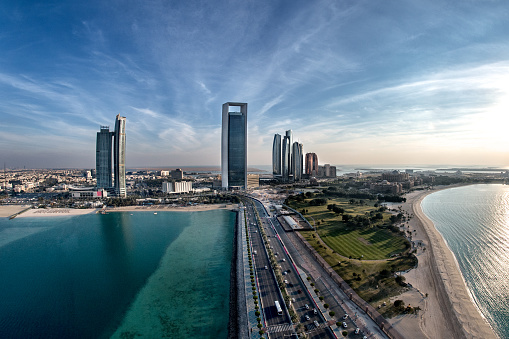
227,113,246,187
114,115,127,197
272,134,281,175
96,127,113,189
221,102,247,189
282,135,290,182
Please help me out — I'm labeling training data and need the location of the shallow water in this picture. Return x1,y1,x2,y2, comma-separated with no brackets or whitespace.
0,209,235,338
422,184,509,338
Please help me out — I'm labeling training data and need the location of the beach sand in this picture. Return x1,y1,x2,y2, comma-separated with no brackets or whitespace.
389,188,496,339
0,205,32,218
6,203,236,218
105,203,236,212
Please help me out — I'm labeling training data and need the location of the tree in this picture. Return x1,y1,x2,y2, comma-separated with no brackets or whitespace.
394,299,404,308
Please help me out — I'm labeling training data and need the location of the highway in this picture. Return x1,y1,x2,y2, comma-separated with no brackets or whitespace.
244,196,335,339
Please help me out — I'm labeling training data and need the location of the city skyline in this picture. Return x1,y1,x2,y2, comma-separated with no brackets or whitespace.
1,1,509,168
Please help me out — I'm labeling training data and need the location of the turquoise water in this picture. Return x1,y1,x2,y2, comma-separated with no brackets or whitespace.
421,184,509,339
0,209,235,338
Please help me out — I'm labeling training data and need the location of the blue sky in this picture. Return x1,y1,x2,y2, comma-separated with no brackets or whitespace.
1,0,509,168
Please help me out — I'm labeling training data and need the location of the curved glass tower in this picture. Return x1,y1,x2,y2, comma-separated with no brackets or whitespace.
114,115,127,197
272,134,282,176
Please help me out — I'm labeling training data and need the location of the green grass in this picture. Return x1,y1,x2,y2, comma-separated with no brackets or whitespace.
301,230,417,305
291,197,408,259
288,195,417,308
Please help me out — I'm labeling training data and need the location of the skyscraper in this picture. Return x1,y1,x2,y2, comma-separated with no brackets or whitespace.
96,126,114,189
282,132,291,182
221,102,247,189
96,115,126,197
114,114,127,197
272,134,282,177
305,153,319,176
292,142,303,181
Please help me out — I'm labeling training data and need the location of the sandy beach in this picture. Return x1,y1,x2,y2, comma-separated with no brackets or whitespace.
105,203,236,212
391,188,496,338
0,205,31,218
1,203,236,219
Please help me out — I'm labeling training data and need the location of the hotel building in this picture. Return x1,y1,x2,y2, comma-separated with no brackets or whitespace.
95,114,127,197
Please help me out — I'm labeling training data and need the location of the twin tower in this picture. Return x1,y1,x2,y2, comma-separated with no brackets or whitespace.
96,114,127,197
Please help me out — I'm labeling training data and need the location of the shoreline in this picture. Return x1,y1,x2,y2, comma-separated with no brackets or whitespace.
3,203,236,218
400,186,496,338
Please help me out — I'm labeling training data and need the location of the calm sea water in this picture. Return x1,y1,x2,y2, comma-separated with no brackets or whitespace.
0,209,235,338
421,184,509,339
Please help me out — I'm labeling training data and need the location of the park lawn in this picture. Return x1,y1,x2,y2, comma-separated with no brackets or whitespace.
290,197,407,259
301,230,416,304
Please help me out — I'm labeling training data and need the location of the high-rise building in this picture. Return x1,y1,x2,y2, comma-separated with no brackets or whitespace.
96,126,114,190
305,153,318,176
292,142,303,181
114,114,127,197
221,102,247,189
96,115,126,197
282,131,291,182
272,134,282,176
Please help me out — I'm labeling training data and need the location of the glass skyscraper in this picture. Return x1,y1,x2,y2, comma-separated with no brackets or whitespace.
292,142,303,181
96,127,114,189
114,114,127,197
282,130,292,182
221,102,247,189
95,115,126,197
272,134,282,176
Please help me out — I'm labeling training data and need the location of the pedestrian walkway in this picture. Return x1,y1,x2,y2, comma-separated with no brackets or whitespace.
239,207,267,339
265,323,294,333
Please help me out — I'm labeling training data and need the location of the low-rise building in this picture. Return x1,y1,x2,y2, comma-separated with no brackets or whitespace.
162,181,192,194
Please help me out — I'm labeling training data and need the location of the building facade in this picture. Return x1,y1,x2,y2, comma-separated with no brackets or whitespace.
114,114,127,197
95,115,126,197
272,134,282,177
221,102,247,189
96,126,114,189
162,181,193,194
292,142,303,181
282,130,292,182
305,153,318,176
171,168,184,180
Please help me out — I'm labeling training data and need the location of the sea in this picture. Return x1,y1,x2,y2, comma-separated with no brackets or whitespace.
421,184,509,339
0,209,235,338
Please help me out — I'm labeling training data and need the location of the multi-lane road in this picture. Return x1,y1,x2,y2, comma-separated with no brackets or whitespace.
243,197,336,339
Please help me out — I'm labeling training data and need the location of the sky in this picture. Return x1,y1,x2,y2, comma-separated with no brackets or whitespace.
1,0,509,169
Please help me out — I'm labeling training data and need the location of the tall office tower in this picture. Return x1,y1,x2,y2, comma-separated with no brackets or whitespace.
282,133,291,182
285,130,293,176
221,102,247,189
96,126,114,189
305,153,319,176
272,134,282,176
114,114,127,197
292,142,303,181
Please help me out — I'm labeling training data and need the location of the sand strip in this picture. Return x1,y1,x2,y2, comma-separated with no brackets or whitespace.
105,204,236,212
0,205,31,218
402,188,496,339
